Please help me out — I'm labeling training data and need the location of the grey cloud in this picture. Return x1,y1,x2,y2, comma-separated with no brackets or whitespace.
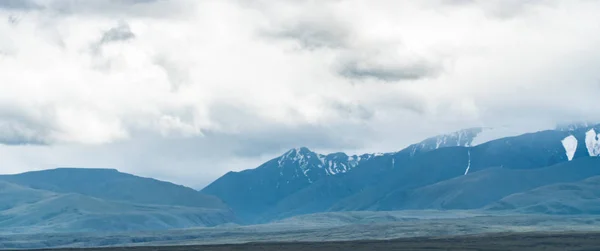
0,110,53,145
100,21,135,44
253,0,351,51
7,14,20,24
90,21,135,55
0,0,42,10
261,20,350,50
336,58,440,82
255,3,443,83
335,49,442,82
0,120,49,145
267,29,442,82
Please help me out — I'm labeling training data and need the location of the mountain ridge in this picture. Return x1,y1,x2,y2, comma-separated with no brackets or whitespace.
203,124,600,223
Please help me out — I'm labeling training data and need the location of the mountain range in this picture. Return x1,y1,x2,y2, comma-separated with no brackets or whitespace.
1,123,600,232
202,124,600,223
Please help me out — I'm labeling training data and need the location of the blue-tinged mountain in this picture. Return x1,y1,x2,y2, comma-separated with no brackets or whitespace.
202,127,496,223
486,174,600,214
270,129,567,221
384,157,600,210
201,147,381,223
0,168,236,233
258,128,491,222
329,126,600,212
203,124,600,223
0,181,234,233
0,168,226,209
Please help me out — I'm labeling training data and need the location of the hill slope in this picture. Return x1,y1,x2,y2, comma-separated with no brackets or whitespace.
0,177,235,233
397,157,600,210
487,175,600,214
0,168,227,210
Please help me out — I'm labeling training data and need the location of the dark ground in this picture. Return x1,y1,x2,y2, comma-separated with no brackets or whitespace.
25,232,600,251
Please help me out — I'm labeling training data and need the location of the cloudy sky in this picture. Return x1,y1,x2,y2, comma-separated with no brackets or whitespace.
1,0,600,188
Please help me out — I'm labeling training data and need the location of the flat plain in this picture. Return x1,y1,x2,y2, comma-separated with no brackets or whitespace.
21,232,600,251
3,212,600,250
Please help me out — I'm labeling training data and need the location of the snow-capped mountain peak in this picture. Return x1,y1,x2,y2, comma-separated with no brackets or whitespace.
276,147,378,181
406,126,544,157
407,128,482,156
278,147,316,167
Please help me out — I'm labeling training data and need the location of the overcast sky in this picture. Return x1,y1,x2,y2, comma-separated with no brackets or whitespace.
1,0,600,188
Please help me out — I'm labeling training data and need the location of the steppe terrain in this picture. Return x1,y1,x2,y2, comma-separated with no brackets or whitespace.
2,212,600,250
18,232,600,251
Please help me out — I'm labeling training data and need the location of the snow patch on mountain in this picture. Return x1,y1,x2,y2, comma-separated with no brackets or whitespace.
464,150,471,175
585,129,600,156
408,128,482,156
561,135,578,161
409,126,532,155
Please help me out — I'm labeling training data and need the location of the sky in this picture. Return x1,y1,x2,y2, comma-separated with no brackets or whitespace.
1,0,600,188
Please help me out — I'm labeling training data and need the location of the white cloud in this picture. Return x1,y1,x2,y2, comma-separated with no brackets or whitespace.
1,0,600,187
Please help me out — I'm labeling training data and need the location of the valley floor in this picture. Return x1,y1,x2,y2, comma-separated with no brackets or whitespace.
3,212,600,249
22,232,600,251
